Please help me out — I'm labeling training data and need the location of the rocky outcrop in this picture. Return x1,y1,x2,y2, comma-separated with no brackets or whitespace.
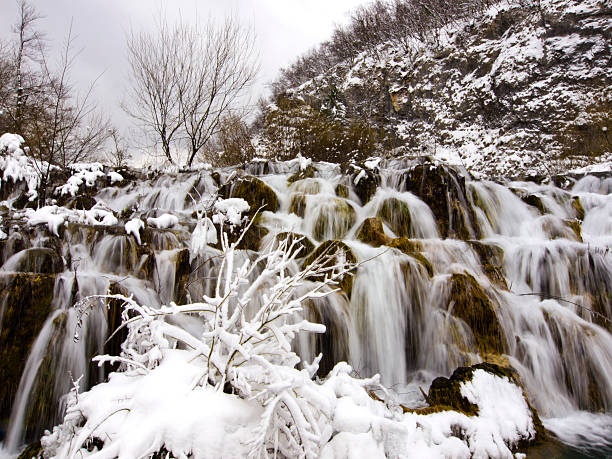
425,362,546,447
447,272,507,355
403,162,478,239
219,176,279,215
312,198,356,242
0,274,56,422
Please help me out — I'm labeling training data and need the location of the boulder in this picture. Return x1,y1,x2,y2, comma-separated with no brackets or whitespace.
0,273,56,421
402,162,478,240
426,362,546,447
219,176,279,215
289,178,320,195
289,193,307,217
335,183,350,199
468,241,508,289
312,198,356,242
356,217,392,246
287,164,316,184
377,197,413,238
448,272,507,355
352,168,379,205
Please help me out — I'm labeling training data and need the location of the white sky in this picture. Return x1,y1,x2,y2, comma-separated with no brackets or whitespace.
0,0,367,132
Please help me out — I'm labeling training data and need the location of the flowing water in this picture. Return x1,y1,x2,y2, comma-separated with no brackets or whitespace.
0,161,611,456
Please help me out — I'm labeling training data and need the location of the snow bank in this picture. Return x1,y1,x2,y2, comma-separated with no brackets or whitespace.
212,198,250,227
42,351,261,459
146,213,179,229
125,218,145,245
56,163,106,197
24,202,119,235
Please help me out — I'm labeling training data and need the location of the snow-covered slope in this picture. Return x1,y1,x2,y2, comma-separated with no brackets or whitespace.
281,0,611,177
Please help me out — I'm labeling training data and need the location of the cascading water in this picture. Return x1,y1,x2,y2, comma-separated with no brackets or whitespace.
0,159,610,456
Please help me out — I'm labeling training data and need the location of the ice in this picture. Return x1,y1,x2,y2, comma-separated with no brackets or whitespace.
125,218,145,245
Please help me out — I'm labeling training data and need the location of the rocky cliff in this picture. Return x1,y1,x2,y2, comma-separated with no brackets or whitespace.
272,0,611,177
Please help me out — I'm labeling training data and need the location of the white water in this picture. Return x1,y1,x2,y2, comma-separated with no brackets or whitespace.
1,162,611,455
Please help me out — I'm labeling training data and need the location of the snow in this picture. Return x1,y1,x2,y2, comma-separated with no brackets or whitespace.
125,218,145,245
212,198,250,227
364,157,381,170
25,206,65,236
190,217,218,257
24,202,119,235
42,351,262,459
146,213,179,229
57,163,106,197
459,369,535,453
0,133,42,201
298,154,312,171
108,171,123,184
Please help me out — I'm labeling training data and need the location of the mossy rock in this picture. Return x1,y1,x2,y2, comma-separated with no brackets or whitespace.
356,217,392,246
4,247,64,274
402,162,477,240
448,272,506,355
303,240,356,298
289,193,307,218
0,273,56,420
290,178,320,195
404,252,435,278
571,196,585,221
520,194,548,214
377,197,413,238
1,231,28,264
287,165,316,184
468,241,508,289
16,440,42,459
219,176,279,215
426,362,546,447
66,194,97,210
564,219,583,242
312,199,356,242
352,168,380,205
335,183,350,199
540,216,582,242
276,232,315,258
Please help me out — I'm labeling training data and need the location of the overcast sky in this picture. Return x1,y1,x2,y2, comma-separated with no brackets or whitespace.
0,0,366,133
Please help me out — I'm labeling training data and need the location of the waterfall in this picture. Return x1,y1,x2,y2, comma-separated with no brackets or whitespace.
1,159,610,455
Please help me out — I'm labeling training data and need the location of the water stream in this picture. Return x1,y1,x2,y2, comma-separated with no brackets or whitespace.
0,161,610,455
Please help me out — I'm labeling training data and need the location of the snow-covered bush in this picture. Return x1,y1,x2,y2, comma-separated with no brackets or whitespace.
41,225,363,458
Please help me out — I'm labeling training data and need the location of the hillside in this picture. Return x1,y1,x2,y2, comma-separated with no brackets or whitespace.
264,0,611,178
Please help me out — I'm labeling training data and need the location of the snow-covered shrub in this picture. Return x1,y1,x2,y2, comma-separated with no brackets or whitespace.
41,225,363,458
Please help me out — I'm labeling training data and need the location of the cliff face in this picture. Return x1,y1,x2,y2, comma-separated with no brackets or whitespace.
281,0,611,177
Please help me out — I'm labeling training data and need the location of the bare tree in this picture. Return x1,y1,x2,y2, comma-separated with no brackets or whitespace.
10,0,45,132
25,24,111,202
124,15,184,165
125,13,258,166
105,128,131,168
